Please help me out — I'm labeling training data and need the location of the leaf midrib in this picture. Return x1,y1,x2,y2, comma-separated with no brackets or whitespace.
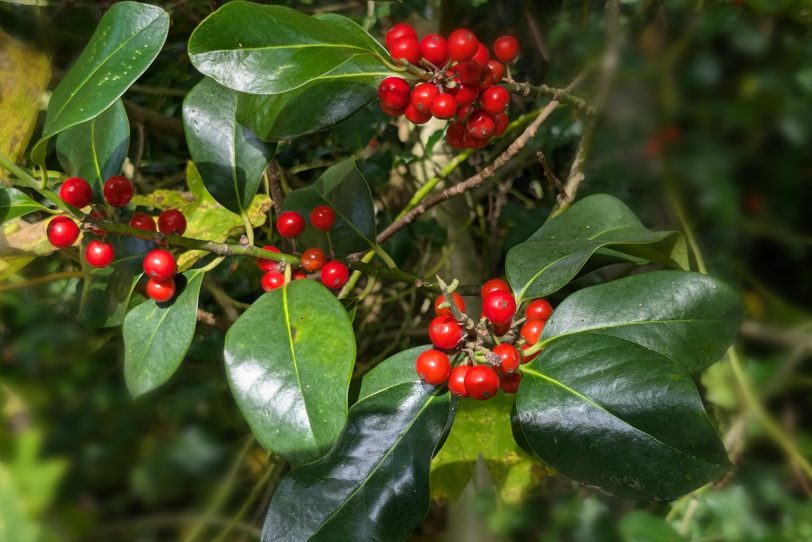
282,284,318,448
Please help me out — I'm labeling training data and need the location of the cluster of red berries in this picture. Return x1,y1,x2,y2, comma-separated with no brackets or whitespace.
414,278,554,400
378,23,520,149
256,206,350,292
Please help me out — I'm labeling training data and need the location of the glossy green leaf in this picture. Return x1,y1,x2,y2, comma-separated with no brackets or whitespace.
283,159,379,255
188,2,391,95
183,77,273,214
0,188,46,225
513,334,731,501
262,347,455,542
541,271,743,373
56,99,129,190
224,280,355,463
123,270,205,397
506,194,688,301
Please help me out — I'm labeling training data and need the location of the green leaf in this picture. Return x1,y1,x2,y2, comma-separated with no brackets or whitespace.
123,270,205,397
33,2,168,159
541,270,743,373
513,334,731,501
183,77,273,214
0,188,46,225
188,2,391,95
262,348,455,542
620,511,686,542
0,462,39,542
283,159,379,255
506,194,688,301
56,99,130,190
224,280,355,463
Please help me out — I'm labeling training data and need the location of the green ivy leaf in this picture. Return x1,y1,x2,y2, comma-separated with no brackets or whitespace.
123,269,205,397
262,347,455,542
0,188,46,225
506,194,688,301
183,77,273,215
224,280,355,463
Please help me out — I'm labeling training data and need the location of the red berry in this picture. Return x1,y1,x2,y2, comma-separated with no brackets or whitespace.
158,209,187,235
143,248,177,281
146,278,175,302
415,349,451,385
378,77,411,110
447,28,478,61
455,104,471,121
47,216,80,248
434,292,466,317
102,176,134,207
478,66,495,89
521,343,539,363
261,271,285,291
455,60,482,85
464,132,490,149
293,269,308,280
411,83,439,114
493,35,520,63
385,23,418,50
482,290,516,325
487,60,505,83
464,365,499,400
480,85,510,115
448,365,470,396
471,42,490,67
492,321,511,336
525,299,553,321
446,121,467,149
59,177,92,208
419,34,449,66
276,211,305,238
431,93,457,119
390,36,421,65
428,315,464,350
450,84,478,107
257,245,281,272
404,102,431,125
521,319,546,346
321,260,349,289
85,239,114,268
493,343,521,374
301,247,326,272
500,371,522,393
310,205,336,231
381,103,406,117
466,109,496,140
130,213,156,233
493,113,509,136
481,278,510,298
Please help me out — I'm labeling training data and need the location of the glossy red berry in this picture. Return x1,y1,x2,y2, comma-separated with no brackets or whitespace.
130,213,156,233
301,247,326,273
521,319,546,346
59,177,93,208
447,28,478,62
419,34,449,66
404,102,431,125
146,278,175,303
455,60,483,85
378,77,411,110
321,260,349,289
415,349,451,385
478,66,495,90
446,121,467,149
158,209,187,235
310,205,336,231
481,278,510,298
257,245,281,272
381,103,406,117
500,371,522,393
471,42,490,67
493,343,521,374
102,176,134,207
47,216,80,248
261,271,285,292
466,109,496,140
431,93,457,119
464,132,490,149
482,290,516,326
390,36,421,65
434,291,466,317
480,85,510,115
493,113,509,136
448,365,470,396
428,315,464,350
143,248,177,281
464,365,499,400
85,239,114,268
276,211,305,238
411,83,439,114
385,23,418,50
450,84,478,108
525,298,553,321
487,60,505,82
493,35,520,63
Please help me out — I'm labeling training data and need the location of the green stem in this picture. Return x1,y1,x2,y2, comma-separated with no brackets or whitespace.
0,152,81,217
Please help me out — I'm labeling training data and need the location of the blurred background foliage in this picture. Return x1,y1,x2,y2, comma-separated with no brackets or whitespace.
1,0,811,541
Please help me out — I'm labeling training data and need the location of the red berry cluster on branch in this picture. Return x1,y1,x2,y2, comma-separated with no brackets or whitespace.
415,279,554,400
379,23,520,149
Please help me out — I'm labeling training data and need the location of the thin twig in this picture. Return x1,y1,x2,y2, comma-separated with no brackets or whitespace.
504,81,595,116
536,151,565,196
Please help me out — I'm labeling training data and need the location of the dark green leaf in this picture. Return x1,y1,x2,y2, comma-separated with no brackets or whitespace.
183,77,273,214
123,270,205,397
0,188,46,225
513,334,731,501
224,280,355,463
506,194,688,300
262,347,455,542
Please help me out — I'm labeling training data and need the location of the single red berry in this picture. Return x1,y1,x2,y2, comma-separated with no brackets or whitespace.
419,34,449,66
130,213,156,233
455,60,483,85
487,60,505,82
415,349,451,385
411,82,439,114
321,260,349,289
492,321,511,336
390,36,421,65
455,104,471,121
464,365,499,400
481,278,510,298
385,22,418,50
471,42,490,67
47,216,80,248
431,93,457,119
466,109,496,140
482,290,516,326
464,132,490,149
448,365,470,396
493,113,509,136
59,177,93,208
404,102,431,125
521,319,546,346
143,248,177,281
378,77,411,110
301,247,326,273
85,239,114,268
493,343,521,374
381,103,406,117
521,343,539,363
310,205,336,231
102,176,134,207
276,211,305,238
146,278,175,303
450,84,478,107
261,271,286,291
480,85,510,115
493,35,520,63
525,298,553,321
478,66,495,89
434,291,466,317
428,315,464,350
500,371,522,393
447,28,478,61
257,245,281,272
446,121,467,149
293,269,308,280
158,209,187,235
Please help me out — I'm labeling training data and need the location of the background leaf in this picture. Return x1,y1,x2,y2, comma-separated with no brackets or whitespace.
0,462,39,542
0,188,47,225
